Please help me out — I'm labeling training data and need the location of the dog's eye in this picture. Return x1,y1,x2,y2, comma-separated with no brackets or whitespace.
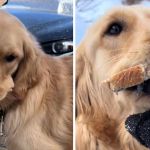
4,54,16,63
105,22,123,36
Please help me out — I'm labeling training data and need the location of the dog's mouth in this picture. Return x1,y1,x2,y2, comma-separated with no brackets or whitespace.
126,79,150,95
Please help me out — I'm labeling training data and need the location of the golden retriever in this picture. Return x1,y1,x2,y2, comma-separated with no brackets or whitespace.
0,11,72,150
76,6,150,150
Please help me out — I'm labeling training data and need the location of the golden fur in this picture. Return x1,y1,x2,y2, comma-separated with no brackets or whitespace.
0,11,72,150
76,6,150,150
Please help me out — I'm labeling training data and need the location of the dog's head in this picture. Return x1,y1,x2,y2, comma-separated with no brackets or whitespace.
0,11,42,107
77,6,150,115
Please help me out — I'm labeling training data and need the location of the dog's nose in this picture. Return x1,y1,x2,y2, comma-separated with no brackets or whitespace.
2,76,14,91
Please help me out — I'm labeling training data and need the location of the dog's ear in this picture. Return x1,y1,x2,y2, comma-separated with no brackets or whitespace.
13,33,42,97
76,42,115,116
76,43,85,85
76,42,94,115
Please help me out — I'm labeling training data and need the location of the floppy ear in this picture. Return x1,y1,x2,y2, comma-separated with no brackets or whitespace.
13,33,42,97
76,43,119,143
76,42,116,115
76,42,95,115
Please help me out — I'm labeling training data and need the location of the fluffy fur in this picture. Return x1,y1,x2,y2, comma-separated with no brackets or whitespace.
76,6,150,150
0,11,72,150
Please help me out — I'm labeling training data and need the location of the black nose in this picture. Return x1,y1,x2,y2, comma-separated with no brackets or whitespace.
125,110,150,148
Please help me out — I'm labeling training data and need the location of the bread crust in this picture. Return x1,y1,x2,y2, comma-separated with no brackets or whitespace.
107,64,148,92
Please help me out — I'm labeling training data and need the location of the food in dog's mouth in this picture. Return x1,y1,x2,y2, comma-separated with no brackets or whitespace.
125,110,150,148
107,64,150,94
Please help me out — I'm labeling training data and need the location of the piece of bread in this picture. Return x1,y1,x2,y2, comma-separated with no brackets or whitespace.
107,64,150,92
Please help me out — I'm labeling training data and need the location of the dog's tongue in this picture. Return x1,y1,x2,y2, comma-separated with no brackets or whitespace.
125,110,150,148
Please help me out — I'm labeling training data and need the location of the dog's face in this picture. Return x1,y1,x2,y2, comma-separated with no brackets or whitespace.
77,6,150,114
0,11,24,101
0,11,38,104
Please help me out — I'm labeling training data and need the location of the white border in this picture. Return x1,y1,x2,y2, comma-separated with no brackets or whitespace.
73,0,76,149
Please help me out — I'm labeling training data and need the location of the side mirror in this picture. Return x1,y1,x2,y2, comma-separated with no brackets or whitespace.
0,0,8,6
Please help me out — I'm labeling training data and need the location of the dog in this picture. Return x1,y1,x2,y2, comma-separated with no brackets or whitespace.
76,6,150,150
0,11,72,150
